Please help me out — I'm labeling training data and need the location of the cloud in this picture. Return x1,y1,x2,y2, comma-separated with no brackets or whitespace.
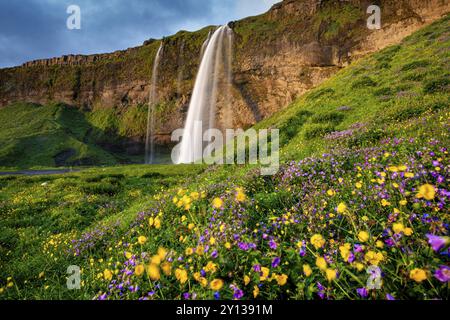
0,0,280,68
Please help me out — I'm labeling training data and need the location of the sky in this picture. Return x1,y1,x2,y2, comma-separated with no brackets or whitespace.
0,0,280,68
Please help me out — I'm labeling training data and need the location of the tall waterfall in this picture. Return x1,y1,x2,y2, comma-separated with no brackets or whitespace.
145,43,163,164
177,25,233,164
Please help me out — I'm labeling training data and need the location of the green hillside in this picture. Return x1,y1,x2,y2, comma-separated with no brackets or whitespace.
0,16,448,300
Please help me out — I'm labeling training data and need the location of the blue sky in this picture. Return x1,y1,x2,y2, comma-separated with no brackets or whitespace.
0,0,280,68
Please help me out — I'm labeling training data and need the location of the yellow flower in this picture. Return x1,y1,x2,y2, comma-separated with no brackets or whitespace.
355,263,364,272
7,282,14,288
209,237,216,245
416,184,436,201
236,191,247,202
339,243,351,261
398,165,407,171
185,248,194,256
188,223,195,230
135,264,145,277
151,255,162,265
205,261,217,273
260,267,270,281
409,268,427,283
381,199,391,207
0,288,4,294
125,251,132,259
199,277,208,287
276,274,288,286
358,231,370,243
303,264,312,277
196,245,204,256
404,227,413,236
103,269,113,281
212,198,224,209
149,217,154,227
327,189,336,196
253,285,260,298
388,166,398,172
38,272,45,279
310,234,325,249
161,262,172,276
355,182,362,189
337,202,347,214
138,236,147,245
244,275,250,286
157,247,167,260
316,257,327,271
376,240,384,248
210,279,224,291
225,242,231,249
191,192,200,200
399,199,407,206
392,223,404,234
147,263,160,281
325,269,337,282
364,251,384,266
404,172,414,178
175,268,188,284
154,217,161,229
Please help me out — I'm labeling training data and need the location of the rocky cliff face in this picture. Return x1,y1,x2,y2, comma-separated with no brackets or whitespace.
1,0,448,147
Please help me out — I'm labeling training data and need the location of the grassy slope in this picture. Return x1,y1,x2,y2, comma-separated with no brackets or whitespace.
0,103,122,169
0,102,162,169
0,16,448,300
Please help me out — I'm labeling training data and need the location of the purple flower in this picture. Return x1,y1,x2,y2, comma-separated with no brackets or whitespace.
348,252,355,263
357,287,368,298
98,293,108,300
183,293,191,300
253,264,261,273
233,289,244,300
317,282,325,299
426,234,449,252
299,246,306,257
211,250,218,259
269,239,277,249
434,265,450,283
386,294,395,300
214,292,220,300
271,257,281,268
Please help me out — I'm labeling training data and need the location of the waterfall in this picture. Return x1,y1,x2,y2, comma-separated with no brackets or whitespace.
200,30,212,60
145,43,164,164
177,25,233,164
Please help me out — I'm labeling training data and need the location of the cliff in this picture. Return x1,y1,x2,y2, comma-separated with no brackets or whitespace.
0,0,449,147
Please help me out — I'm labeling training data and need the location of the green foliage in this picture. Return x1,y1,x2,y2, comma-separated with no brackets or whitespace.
423,76,450,94
311,112,345,125
400,60,431,72
351,76,377,89
304,124,336,140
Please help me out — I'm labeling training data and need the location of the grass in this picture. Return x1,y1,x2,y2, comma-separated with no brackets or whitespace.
0,15,449,300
